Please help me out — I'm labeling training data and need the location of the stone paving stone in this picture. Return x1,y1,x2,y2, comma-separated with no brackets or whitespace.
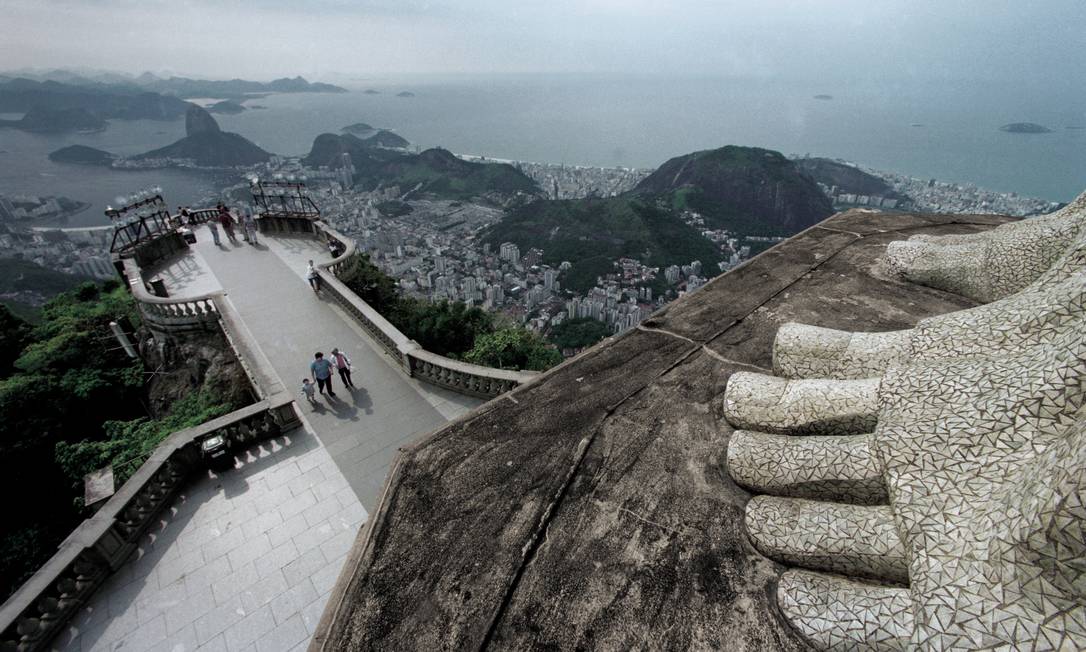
266,512,309,549
269,579,319,627
281,547,328,588
94,613,167,651
224,605,277,651
257,614,310,652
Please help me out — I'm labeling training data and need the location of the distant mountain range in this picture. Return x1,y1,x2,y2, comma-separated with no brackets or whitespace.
1,69,347,98
0,78,191,128
133,105,271,167
0,106,106,133
482,145,835,292
0,71,347,133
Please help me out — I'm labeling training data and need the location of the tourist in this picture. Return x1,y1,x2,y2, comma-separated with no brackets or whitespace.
242,208,258,245
301,378,317,405
217,204,238,243
310,352,336,397
330,347,355,388
207,216,221,246
328,238,344,258
306,259,321,292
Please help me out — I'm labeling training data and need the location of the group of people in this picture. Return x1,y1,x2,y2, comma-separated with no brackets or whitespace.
205,204,259,247
303,348,356,404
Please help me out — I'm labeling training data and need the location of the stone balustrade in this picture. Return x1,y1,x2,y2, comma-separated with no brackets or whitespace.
0,397,299,652
308,222,538,399
119,258,222,333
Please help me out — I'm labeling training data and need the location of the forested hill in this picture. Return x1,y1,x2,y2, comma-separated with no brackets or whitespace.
794,157,908,202
630,146,834,235
304,135,539,202
481,197,724,292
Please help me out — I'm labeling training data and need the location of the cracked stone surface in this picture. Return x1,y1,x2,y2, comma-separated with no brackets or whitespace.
312,210,1020,651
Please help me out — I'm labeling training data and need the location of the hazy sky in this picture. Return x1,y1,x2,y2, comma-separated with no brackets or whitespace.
4,0,1083,83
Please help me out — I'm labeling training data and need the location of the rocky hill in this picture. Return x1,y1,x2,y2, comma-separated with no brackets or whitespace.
133,105,271,167
794,157,908,202
631,146,833,235
481,197,724,292
304,135,538,202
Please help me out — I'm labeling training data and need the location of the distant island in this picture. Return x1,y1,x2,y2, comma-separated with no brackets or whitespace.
206,100,246,114
363,89,380,95
813,94,833,100
342,122,376,134
1068,125,1085,130
1000,122,1052,134
48,145,117,166
396,91,415,98
131,104,271,167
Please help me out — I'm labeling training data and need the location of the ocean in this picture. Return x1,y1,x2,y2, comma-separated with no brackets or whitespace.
1,74,1083,228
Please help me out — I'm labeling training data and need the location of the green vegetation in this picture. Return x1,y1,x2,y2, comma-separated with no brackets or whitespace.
548,317,611,351
336,252,561,370
481,197,724,293
0,257,92,296
0,281,242,599
465,328,563,371
56,388,235,487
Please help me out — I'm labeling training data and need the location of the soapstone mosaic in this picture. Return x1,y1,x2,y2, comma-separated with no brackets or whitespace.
723,191,1086,650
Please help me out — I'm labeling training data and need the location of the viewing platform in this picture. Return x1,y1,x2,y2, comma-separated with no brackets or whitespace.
48,221,487,651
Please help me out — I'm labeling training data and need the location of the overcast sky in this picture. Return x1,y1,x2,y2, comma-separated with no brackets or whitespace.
4,0,1083,84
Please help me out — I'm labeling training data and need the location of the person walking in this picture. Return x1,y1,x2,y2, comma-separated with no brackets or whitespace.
310,352,336,397
306,260,321,293
207,217,222,246
217,204,238,244
330,347,355,388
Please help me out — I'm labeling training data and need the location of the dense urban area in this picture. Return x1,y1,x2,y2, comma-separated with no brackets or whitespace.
0,152,1062,352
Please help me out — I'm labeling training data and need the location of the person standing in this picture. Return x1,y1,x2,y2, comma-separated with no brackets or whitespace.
306,260,321,293
330,347,355,388
218,204,238,243
310,352,336,397
207,217,222,246
242,208,258,245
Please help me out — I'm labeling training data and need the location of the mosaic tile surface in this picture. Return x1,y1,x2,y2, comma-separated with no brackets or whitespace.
722,193,1086,650
722,373,880,436
884,191,1086,303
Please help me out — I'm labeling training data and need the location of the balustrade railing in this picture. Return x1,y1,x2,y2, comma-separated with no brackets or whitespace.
0,397,299,651
118,258,222,333
309,222,538,399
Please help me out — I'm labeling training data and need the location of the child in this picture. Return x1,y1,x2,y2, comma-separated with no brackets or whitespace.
301,378,317,404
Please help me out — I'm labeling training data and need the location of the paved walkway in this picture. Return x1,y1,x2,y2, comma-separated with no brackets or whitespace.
57,229,483,651
60,430,363,652
152,230,481,507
